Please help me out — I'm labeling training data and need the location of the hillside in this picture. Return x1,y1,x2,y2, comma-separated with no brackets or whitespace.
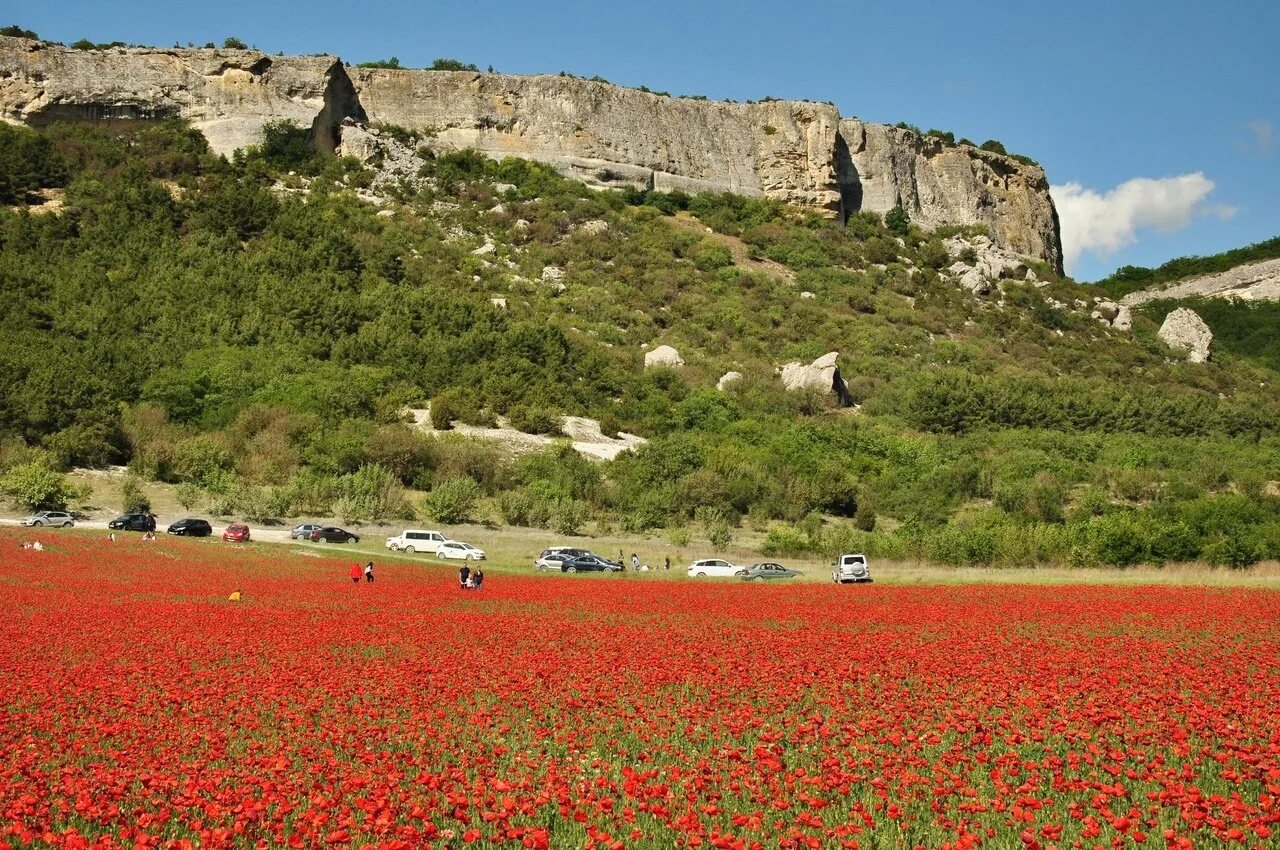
3,117,1280,569
1095,235,1280,302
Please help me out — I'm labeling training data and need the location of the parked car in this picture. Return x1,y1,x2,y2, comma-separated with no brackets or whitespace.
167,518,212,537
535,547,592,570
20,510,75,528
290,524,322,540
385,529,449,553
310,526,360,544
833,553,872,583
222,523,251,543
560,555,620,573
736,562,801,580
687,558,741,577
438,540,486,561
109,513,156,532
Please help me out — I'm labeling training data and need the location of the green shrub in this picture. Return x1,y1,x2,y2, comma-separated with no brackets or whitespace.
420,477,481,524
506,405,562,436
0,461,82,510
120,475,151,513
885,205,910,237
175,482,202,511
760,527,811,557
221,36,247,49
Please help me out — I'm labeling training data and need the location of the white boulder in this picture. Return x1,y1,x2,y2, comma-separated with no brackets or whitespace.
644,345,685,369
716,371,743,390
1158,308,1212,363
780,351,850,402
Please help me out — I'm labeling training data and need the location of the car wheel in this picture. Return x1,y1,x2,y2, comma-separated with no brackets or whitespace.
62,521,73,528
317,538,327,543
32,520,42,527
696,572,706,577
565,566,577,573
346,537,356,544
404,545,415,554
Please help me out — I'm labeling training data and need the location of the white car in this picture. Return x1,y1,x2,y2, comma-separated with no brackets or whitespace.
535,547,592,570
438,540,486,561
687,558,741,578
385,529,449,553
20,510,75,527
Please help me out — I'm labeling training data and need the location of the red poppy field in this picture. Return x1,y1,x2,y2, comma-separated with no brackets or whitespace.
2,533,1278,850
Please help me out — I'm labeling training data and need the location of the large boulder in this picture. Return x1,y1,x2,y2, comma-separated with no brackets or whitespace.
779,352,852,405
1158,308,1212,363
644,345,685,369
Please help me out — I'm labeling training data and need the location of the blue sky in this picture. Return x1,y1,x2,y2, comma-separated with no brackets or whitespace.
11,0,1278,280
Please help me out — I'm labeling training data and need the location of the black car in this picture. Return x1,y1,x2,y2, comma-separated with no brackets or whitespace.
167,518,212,537
109,513,157,532
560,555,622,573
310,526,360,544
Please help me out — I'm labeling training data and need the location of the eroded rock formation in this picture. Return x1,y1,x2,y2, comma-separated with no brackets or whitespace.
0,36,1062,267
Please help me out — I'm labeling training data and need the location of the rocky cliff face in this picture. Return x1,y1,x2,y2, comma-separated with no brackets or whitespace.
0,36,361,154
1121,257,1280,307
0,37,1061,268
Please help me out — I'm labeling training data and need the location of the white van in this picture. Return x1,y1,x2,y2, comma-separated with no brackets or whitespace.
833,553,872,583
385,529,449,553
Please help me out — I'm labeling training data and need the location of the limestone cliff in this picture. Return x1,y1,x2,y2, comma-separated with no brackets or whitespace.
1121,257,1280,307
0,36,362,154
0,37,1061,269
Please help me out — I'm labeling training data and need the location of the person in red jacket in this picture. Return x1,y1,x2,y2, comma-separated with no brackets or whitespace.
349,563,362,584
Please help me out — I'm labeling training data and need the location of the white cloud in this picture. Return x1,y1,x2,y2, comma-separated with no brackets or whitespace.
1051,173,1236,273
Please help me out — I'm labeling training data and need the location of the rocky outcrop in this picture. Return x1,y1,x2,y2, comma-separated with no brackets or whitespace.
943,234,1036,295
839,121,1061,272
644,345,684,368
0,36,363,154
1158,308,1212,363
780,352,852,405
0,36,1062,266
1121,257,1280,307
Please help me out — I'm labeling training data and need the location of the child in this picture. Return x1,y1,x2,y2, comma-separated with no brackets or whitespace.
364,561,374,583
350,563,362,584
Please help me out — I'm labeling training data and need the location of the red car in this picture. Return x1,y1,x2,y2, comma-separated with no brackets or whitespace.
222,523,251,543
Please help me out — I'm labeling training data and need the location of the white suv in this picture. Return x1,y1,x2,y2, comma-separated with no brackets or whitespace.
385,529,449,554
20,510,75,527
687,558,741,578
833,553,872,583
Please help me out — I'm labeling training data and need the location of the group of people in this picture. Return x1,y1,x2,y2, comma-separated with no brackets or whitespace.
18,540,44,551
459,563,485,590
349,561,375,583
619,551,671,572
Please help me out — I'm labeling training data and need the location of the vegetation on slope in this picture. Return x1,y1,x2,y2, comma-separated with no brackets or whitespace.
3,119,1280,567
1095,235,1280,299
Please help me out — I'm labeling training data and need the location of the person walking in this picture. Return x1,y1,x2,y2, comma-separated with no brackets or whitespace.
363,561,374,583
630,552,640,572
349,563,362,584
459,563,471,590
472,566,484,590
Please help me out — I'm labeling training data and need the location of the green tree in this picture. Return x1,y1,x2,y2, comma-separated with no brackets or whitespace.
885,205,911,237
119,475,151,513
222,36,248,49
420,477,482,524
0,461,82,510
